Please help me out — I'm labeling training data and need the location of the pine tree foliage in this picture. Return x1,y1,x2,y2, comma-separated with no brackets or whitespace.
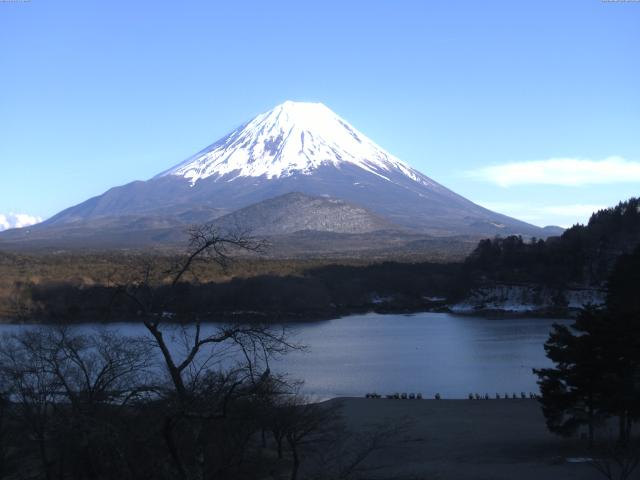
535,245,640,445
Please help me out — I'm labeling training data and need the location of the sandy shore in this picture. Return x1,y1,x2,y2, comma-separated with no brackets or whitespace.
328,397,602,480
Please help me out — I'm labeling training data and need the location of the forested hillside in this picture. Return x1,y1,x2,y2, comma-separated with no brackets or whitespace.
463,198,640,288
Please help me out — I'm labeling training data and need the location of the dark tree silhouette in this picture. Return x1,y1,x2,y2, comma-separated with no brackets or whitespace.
464,197,640,289
535,244,640,447
113,224,303,479
534,306,610,446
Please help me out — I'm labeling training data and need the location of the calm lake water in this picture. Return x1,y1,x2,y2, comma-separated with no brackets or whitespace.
0,312,570,399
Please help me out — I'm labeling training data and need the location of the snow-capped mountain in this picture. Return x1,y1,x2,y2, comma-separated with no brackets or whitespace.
158,101,437,189
3,100,559,250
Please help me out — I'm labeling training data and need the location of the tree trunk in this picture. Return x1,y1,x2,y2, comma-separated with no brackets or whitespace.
145,323,187,398
287,436,299,480
57,444,65,480
587,402,594,449
273,431,284,459
618,412,630,446
195,423,207,480
163,416,187,480
37,434,52,480
277,437,283,459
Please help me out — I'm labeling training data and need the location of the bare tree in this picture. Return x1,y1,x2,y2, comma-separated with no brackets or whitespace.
263,391,411,480
114,224,280,397
41,328,153,409
112,224,301,479
0,327,155,480
0,225,310,480
0,380,9,479
0,330,63,480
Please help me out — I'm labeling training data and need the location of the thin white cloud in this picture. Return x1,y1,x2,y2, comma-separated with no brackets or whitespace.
469,156,640,187
540,204,606,217
479,202,606,228
0,213,42,232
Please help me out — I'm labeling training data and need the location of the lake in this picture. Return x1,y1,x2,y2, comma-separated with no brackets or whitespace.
0,312,570,399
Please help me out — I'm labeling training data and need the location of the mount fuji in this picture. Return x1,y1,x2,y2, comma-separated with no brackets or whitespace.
1,101,560,251
158,101,435,186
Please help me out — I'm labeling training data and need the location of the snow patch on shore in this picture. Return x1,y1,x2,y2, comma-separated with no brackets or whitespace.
451,284,606,314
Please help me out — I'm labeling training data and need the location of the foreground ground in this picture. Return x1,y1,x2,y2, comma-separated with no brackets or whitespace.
330,398,601,480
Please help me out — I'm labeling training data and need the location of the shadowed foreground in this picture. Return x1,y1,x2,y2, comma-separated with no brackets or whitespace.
329,398,601,480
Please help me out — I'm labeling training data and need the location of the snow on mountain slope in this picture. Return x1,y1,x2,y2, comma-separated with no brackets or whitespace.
158,101,437,188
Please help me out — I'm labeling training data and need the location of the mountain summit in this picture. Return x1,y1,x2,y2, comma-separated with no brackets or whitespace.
1,101,559,250
158,101,433,188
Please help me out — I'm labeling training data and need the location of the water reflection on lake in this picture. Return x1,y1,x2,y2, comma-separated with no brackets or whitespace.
0,312,570,399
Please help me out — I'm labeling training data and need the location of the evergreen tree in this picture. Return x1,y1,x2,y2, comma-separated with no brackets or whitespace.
534,307,609,446
603,245,640,443
535,245,640,445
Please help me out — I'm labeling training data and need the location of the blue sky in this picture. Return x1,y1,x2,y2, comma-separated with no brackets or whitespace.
1,0,638,229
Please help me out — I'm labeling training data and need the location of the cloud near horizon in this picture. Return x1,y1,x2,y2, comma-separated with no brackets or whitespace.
468,156,640,187
0,213,43,232
479,202,606,228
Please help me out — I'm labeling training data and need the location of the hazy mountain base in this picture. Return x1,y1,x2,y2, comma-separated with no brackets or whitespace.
0,222,479,260
0,188,546,261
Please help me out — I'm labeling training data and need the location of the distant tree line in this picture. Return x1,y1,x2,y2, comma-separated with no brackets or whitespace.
8,261,461,324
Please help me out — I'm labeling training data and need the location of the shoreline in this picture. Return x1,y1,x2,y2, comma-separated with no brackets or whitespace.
0,305,574,325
